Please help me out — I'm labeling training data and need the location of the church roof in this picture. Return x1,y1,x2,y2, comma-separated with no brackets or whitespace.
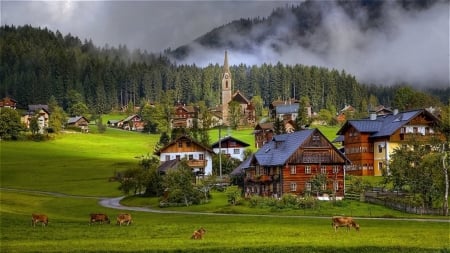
231,90,250,104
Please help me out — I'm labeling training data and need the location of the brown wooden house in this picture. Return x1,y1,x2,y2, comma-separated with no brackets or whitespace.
0,97,17,109
243,129,348,198
67,116,90,133
172,104,198,128
253,122,274,148
336,109,443,176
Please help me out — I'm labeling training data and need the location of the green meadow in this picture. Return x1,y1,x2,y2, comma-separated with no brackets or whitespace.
1,126,449,253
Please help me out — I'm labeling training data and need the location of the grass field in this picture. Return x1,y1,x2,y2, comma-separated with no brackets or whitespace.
1,126,449,253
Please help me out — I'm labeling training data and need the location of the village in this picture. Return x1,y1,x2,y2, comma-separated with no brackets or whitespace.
1,52,447,216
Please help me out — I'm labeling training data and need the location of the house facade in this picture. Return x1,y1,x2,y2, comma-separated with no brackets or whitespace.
253,122,274,148
336,109,443,176
172,104,198,128
120,114,144,131
21,105,50,134
211,136,250,161
155,135,214,175
67,116,89,132
0,97,17,109
243,129,348,198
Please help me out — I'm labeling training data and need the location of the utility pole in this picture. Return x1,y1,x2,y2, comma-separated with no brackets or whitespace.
219,124,222,178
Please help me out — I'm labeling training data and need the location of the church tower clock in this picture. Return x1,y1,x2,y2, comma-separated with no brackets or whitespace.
221,50,232,125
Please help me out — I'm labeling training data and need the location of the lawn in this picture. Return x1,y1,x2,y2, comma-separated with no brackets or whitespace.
1,127,449,253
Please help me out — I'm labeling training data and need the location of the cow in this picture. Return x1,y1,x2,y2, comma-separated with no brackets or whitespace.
116,213,132,226
191,227,206,240
31,214,48,227
331,216,360,232
89,213,110,225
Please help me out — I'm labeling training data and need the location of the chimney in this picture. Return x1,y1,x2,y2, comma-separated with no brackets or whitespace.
393,109,399,115
370,113,377,120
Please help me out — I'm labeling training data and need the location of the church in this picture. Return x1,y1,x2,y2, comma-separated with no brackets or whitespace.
215,51,255,127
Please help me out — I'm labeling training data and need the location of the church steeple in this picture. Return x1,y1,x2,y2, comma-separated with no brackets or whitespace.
223,50,230,77
221,50,232,125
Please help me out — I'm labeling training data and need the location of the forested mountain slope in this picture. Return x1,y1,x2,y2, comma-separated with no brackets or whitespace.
1,19,446,116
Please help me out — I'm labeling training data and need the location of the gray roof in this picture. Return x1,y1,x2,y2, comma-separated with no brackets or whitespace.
275,104,299,114
338,109,436,138
254,129,315,166
67,116,87,124
230,155,253,176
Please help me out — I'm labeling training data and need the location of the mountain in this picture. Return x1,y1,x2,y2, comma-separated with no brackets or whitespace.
167,0,447,89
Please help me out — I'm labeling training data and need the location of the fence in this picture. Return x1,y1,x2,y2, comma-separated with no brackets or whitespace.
363,191,445,216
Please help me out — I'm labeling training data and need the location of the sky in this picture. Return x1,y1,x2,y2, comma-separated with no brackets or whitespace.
1,0,449,88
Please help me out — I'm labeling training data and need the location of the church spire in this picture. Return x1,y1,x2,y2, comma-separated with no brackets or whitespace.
223,50,230,76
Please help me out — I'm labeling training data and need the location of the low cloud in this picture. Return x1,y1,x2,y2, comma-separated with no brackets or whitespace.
179,1,449,88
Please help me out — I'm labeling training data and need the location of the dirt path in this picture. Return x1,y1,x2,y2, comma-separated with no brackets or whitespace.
2,187,449,222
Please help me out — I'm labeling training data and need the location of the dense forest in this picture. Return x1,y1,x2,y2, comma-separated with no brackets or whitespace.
0,25,447,117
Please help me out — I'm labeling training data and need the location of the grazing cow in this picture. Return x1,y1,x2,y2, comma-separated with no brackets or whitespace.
331,216,360,232
89,213,110,225
116,213,132,226
31,214,48,227
191,227,206,240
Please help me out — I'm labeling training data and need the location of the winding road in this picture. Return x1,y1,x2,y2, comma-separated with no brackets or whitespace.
2,187,449,222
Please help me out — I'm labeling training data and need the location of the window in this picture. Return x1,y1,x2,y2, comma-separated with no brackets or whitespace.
176,155,180,161
333,166,339,174
378,144,383,153
378,162,383,171
290,182,297,192
186,141,191,147
165,155,170,161
178,142,182,148
305,166,311,174
233,149,240,154
321,183,326,191
199,154,204,160
188,154,193,160
334,182,339,191
305,182,311,192
321,166,327,174
290,165,296,175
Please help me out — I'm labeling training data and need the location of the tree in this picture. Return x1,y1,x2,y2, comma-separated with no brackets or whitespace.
29,116,40,136
251,95,264,118
48,104,66,133
163,160,200,206
212,154,241,176
228,101,241,129
309,173,327,197
386,138,446,211
296,96,310,129
0,108,23,140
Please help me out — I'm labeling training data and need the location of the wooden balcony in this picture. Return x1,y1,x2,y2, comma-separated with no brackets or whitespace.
187,160,206,168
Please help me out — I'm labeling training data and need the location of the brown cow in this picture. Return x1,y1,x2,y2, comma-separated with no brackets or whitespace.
116,213,132,226
331,216,360,232
89,213,110,225
191,227,206,240
31,214,48,227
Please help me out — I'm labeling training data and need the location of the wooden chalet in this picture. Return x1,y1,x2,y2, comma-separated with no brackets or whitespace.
253,122,274,148
0,97,17,109
336,109,443,176
155,135,215,175
120,114,144,131
67,116,89,132
172,104,198,128
243,129,348,198
211,136,250,161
